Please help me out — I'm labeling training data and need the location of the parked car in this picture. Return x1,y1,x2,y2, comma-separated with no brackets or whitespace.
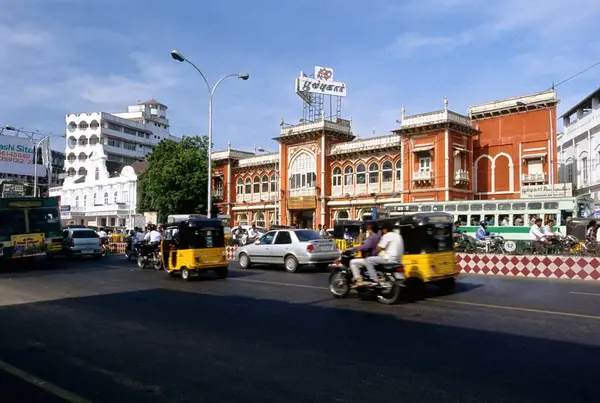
236,229,339,272
62,228,103,259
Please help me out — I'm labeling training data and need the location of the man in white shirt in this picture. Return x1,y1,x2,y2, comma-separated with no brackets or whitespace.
529,218,548,252
144,225,163,244
97,227,108,245
363,223,404,286
247,224,260,240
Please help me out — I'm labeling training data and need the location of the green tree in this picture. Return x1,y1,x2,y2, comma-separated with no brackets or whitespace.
138,136,218,219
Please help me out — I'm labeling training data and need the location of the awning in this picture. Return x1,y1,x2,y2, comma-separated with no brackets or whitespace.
412,145,434,153
522,152,547,160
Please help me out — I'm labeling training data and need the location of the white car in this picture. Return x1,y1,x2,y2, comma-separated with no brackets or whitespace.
236,229,339,273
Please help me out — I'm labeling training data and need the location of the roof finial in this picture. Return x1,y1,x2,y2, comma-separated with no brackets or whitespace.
280,118,284,127
444,95,448,110
401,105,406,120
227,140,231,150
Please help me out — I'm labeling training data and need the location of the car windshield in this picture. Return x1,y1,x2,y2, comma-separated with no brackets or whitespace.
72,230,99,238
295,230,321,241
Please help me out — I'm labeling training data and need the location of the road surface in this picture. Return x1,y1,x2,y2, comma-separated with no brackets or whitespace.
0,256,599,402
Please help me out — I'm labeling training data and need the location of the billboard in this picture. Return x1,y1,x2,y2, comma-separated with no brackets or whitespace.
520,183,573,198
0,135,47,176
296,66,346,98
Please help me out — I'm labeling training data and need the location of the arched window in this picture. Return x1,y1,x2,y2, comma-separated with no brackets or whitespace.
104,192,109,204
270,174,278,192
395,160,402,181
94,167,100,181
382,161,393,182
289,152,316,189
368,162,379,183
83,195,87,207
253,176,260,193
78,167,87,176
332,167,342,186
75,196,80,207
337,210,349,220
344,166,353,185
356,163,366,184
67,168,76,177
114,191,118,204
93,193,97,205
255,212,266,228
237,214,248,225
236,178,244,195
245,178,251,194
261,174,269,193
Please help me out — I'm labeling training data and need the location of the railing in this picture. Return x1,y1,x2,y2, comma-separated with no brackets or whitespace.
288,188,318,197
329,136,401,155
454,169,469,183
331,186,343,197
402,110,471,128
413,170,433,180
522,173,547,183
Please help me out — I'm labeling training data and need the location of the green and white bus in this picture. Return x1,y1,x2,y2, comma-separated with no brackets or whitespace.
383,197,595,241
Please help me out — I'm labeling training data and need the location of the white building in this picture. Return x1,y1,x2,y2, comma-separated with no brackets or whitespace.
558,86,600,201
64,99,179,177
49,144,145,229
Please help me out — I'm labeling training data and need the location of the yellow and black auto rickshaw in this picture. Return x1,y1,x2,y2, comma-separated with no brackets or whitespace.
332,220,363,251
160,218,229,281
375,212,459,297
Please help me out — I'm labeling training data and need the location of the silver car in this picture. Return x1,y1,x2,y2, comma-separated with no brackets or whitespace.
62,228,103,258
236,229,339,272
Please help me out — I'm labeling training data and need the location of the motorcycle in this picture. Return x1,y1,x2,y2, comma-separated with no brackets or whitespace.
124,236,142,261
137,240,163,270
328,250,404,305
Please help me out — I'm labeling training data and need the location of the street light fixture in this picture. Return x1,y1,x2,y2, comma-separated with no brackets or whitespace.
170,49,250,218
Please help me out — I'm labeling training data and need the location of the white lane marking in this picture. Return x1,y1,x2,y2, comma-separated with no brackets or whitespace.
230,277,327,290
569,291,600,297
0,359,92,403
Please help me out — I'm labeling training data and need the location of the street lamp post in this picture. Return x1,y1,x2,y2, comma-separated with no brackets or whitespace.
33,136,50,197
170,49,249,218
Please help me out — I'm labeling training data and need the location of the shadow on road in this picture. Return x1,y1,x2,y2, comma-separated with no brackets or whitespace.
0,288,596,402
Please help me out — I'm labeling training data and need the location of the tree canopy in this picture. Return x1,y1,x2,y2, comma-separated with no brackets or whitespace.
138,136,217,220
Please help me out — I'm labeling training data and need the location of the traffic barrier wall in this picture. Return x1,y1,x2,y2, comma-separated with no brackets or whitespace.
111,243,127,254
225,246,600,281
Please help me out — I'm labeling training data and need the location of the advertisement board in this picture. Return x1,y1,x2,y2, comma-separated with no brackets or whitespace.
0,135,47,176
520,183,573,198
10,233,45,258
296,66,346,97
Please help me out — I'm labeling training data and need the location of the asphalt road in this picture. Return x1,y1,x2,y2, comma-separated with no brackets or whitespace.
0,255,599,403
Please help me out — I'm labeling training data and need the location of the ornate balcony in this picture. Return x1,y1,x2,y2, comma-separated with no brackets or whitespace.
522,173,547,184
454,169,469,185
413,170,433,184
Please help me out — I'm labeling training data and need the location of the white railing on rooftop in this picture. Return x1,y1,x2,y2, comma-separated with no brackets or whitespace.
330,135,401,155
280,118,352,137
237,153,279,168
401,110,471,129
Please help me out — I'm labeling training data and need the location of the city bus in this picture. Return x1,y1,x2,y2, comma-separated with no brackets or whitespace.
0,196,63,261
383,197,595,241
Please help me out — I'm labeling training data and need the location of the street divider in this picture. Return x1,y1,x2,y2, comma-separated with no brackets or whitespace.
224,246,600,281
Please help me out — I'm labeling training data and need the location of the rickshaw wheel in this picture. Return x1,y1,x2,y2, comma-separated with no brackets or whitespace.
181,268,192,281
214,267,229,279
437,278,456,295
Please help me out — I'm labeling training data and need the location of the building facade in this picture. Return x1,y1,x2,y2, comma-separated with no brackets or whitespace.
212,88,561,229
49,144,144,228
557,86,600,201
64,99,179,177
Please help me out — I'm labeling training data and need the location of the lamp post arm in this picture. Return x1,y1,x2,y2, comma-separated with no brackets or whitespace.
184,59,212,97
211,74,239,98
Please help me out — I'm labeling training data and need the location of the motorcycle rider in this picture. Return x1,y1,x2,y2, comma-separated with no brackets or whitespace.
530,218,549,252
247,223,260,242
363,222,404,287
143,224,162,254
452,220,463,239
346,223,381,288
475,221,488,241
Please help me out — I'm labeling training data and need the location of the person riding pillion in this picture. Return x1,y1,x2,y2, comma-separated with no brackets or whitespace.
363,222,405,287
345,223,381,287
144,224,162,245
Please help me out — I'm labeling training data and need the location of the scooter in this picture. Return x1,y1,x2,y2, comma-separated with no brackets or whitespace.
137,240,163,270
124,236,141,261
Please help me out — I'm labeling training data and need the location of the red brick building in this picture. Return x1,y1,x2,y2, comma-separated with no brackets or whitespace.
212,90,559,228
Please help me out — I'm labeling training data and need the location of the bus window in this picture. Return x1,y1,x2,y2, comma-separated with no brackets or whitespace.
528,202,542,210
457,204,469,211
444,205,456,211
544,214,557,225
528,214,540,225
544,202,559,209
28,208,61,234
471,204,482,211
484,215,495,225
0,210,27,237
484,204,496,211
498,203,511,210
513,203,526,210
514,214,524,226
408,205,418,212
458,215,467,225
432,205,443,212
499,215,510,226
470,215,481,225
421,205,432,212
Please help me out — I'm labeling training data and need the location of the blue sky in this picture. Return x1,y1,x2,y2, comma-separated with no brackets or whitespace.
2,0,600,152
